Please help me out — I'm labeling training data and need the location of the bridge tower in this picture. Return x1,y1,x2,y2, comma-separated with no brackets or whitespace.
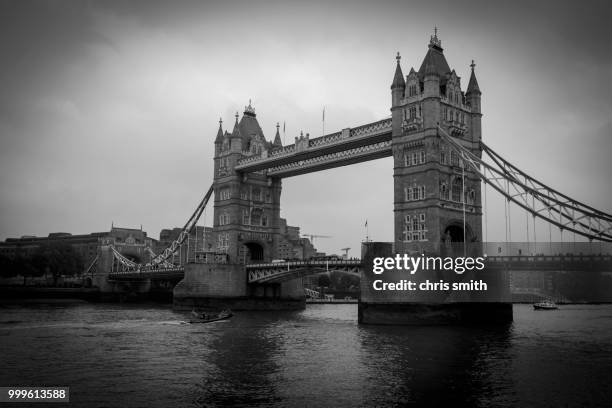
212,102,283,264
392,31,483,254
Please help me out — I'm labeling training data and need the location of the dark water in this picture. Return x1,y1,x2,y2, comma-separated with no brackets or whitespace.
1,302,611,407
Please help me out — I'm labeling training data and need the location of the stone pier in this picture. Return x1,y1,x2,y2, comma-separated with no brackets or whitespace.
172,262,305,311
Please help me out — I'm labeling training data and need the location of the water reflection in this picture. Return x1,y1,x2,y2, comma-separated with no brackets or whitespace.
357,324,515,407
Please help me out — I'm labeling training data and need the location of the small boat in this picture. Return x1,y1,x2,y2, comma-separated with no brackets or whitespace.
533,300,558,310
189,309,233,324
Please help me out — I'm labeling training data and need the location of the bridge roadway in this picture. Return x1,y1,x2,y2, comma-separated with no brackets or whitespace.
106,255,612,282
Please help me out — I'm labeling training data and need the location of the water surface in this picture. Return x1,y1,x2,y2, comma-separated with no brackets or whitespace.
1,303,611,407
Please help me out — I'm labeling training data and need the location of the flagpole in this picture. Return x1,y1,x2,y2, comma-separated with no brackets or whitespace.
322,106,325,137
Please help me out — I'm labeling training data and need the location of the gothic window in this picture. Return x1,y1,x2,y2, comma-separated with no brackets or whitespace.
412,187,418,201
440,182,448,200
251,209,262,226
412,152,418,165
409,106,416,119
449,91,453,102
262,216,268,227
403,213,427,242
420,186,425,200
217,233,229,251
440,151,447,164
404,154,412,166
468,189,476,204
241,189,248,200
242,209,250,225
420,151,425,164
219,212,229,226
405,187,412,201
452,177,463,202
451,151,459,167
219,188,230,200
252,188,262,201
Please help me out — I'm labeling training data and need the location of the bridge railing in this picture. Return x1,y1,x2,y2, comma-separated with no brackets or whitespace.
245,259,362,269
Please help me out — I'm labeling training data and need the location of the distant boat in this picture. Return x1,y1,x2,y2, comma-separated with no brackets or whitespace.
189,309,233,324
533,300,558,310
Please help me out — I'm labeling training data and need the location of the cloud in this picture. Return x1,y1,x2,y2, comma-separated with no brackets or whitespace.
0,0,610,255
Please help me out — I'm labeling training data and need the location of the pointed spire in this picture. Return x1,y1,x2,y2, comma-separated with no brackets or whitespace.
230,111,242,138
244,99,256,117
391,52,406,89
466,60,481,95
215,117,224,144
429,26,442,50
273,122,282,147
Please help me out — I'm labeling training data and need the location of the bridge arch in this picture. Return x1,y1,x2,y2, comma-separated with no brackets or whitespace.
443,220,474,243
244,241,265,263
121,252,143,264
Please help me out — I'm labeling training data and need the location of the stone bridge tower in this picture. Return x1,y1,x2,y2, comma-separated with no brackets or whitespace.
212,102,284,264
391,31,483,255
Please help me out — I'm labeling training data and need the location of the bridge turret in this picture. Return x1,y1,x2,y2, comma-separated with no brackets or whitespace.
272,122,283,149
229,111,243,152
391,52,405,106
214,117,224,154
390,52,405,138
466,60,482,143
422,62,440,130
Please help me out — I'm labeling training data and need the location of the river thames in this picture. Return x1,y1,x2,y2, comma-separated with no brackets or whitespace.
1,302,611,407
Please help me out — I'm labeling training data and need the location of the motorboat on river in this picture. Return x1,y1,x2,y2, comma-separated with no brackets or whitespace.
533,300,558,310
189,309,233,324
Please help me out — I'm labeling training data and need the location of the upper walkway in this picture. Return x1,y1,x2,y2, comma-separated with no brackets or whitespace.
234,118,392,177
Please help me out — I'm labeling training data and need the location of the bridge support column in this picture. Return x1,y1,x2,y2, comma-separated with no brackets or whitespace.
358,242,513,325
173,263,305,311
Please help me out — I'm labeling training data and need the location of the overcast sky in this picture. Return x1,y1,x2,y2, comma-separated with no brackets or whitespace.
1,0,611,256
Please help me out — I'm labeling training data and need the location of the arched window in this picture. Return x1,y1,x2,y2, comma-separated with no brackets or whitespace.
452,177,463,202
451,151,459,166
250,209,262,226
440,182,448,200
252,188,262,201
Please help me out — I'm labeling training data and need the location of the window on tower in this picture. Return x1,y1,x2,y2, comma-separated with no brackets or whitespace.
252,188,262,201
250,208,262,226
219,188,230,201
403,213,427,242
440,182,449,200
452,177,463,202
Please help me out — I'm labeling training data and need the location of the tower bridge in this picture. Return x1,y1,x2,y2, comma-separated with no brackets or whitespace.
89,31,612,323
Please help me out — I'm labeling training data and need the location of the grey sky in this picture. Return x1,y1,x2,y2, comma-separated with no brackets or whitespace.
1,0,611,256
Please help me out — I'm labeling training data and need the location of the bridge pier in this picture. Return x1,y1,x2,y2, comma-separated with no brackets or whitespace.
358,242,513,325
172,262,305,311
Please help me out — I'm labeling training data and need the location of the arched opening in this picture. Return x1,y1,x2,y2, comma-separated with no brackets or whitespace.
244,242,264,263
122,253,142,263
444,225,464,243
